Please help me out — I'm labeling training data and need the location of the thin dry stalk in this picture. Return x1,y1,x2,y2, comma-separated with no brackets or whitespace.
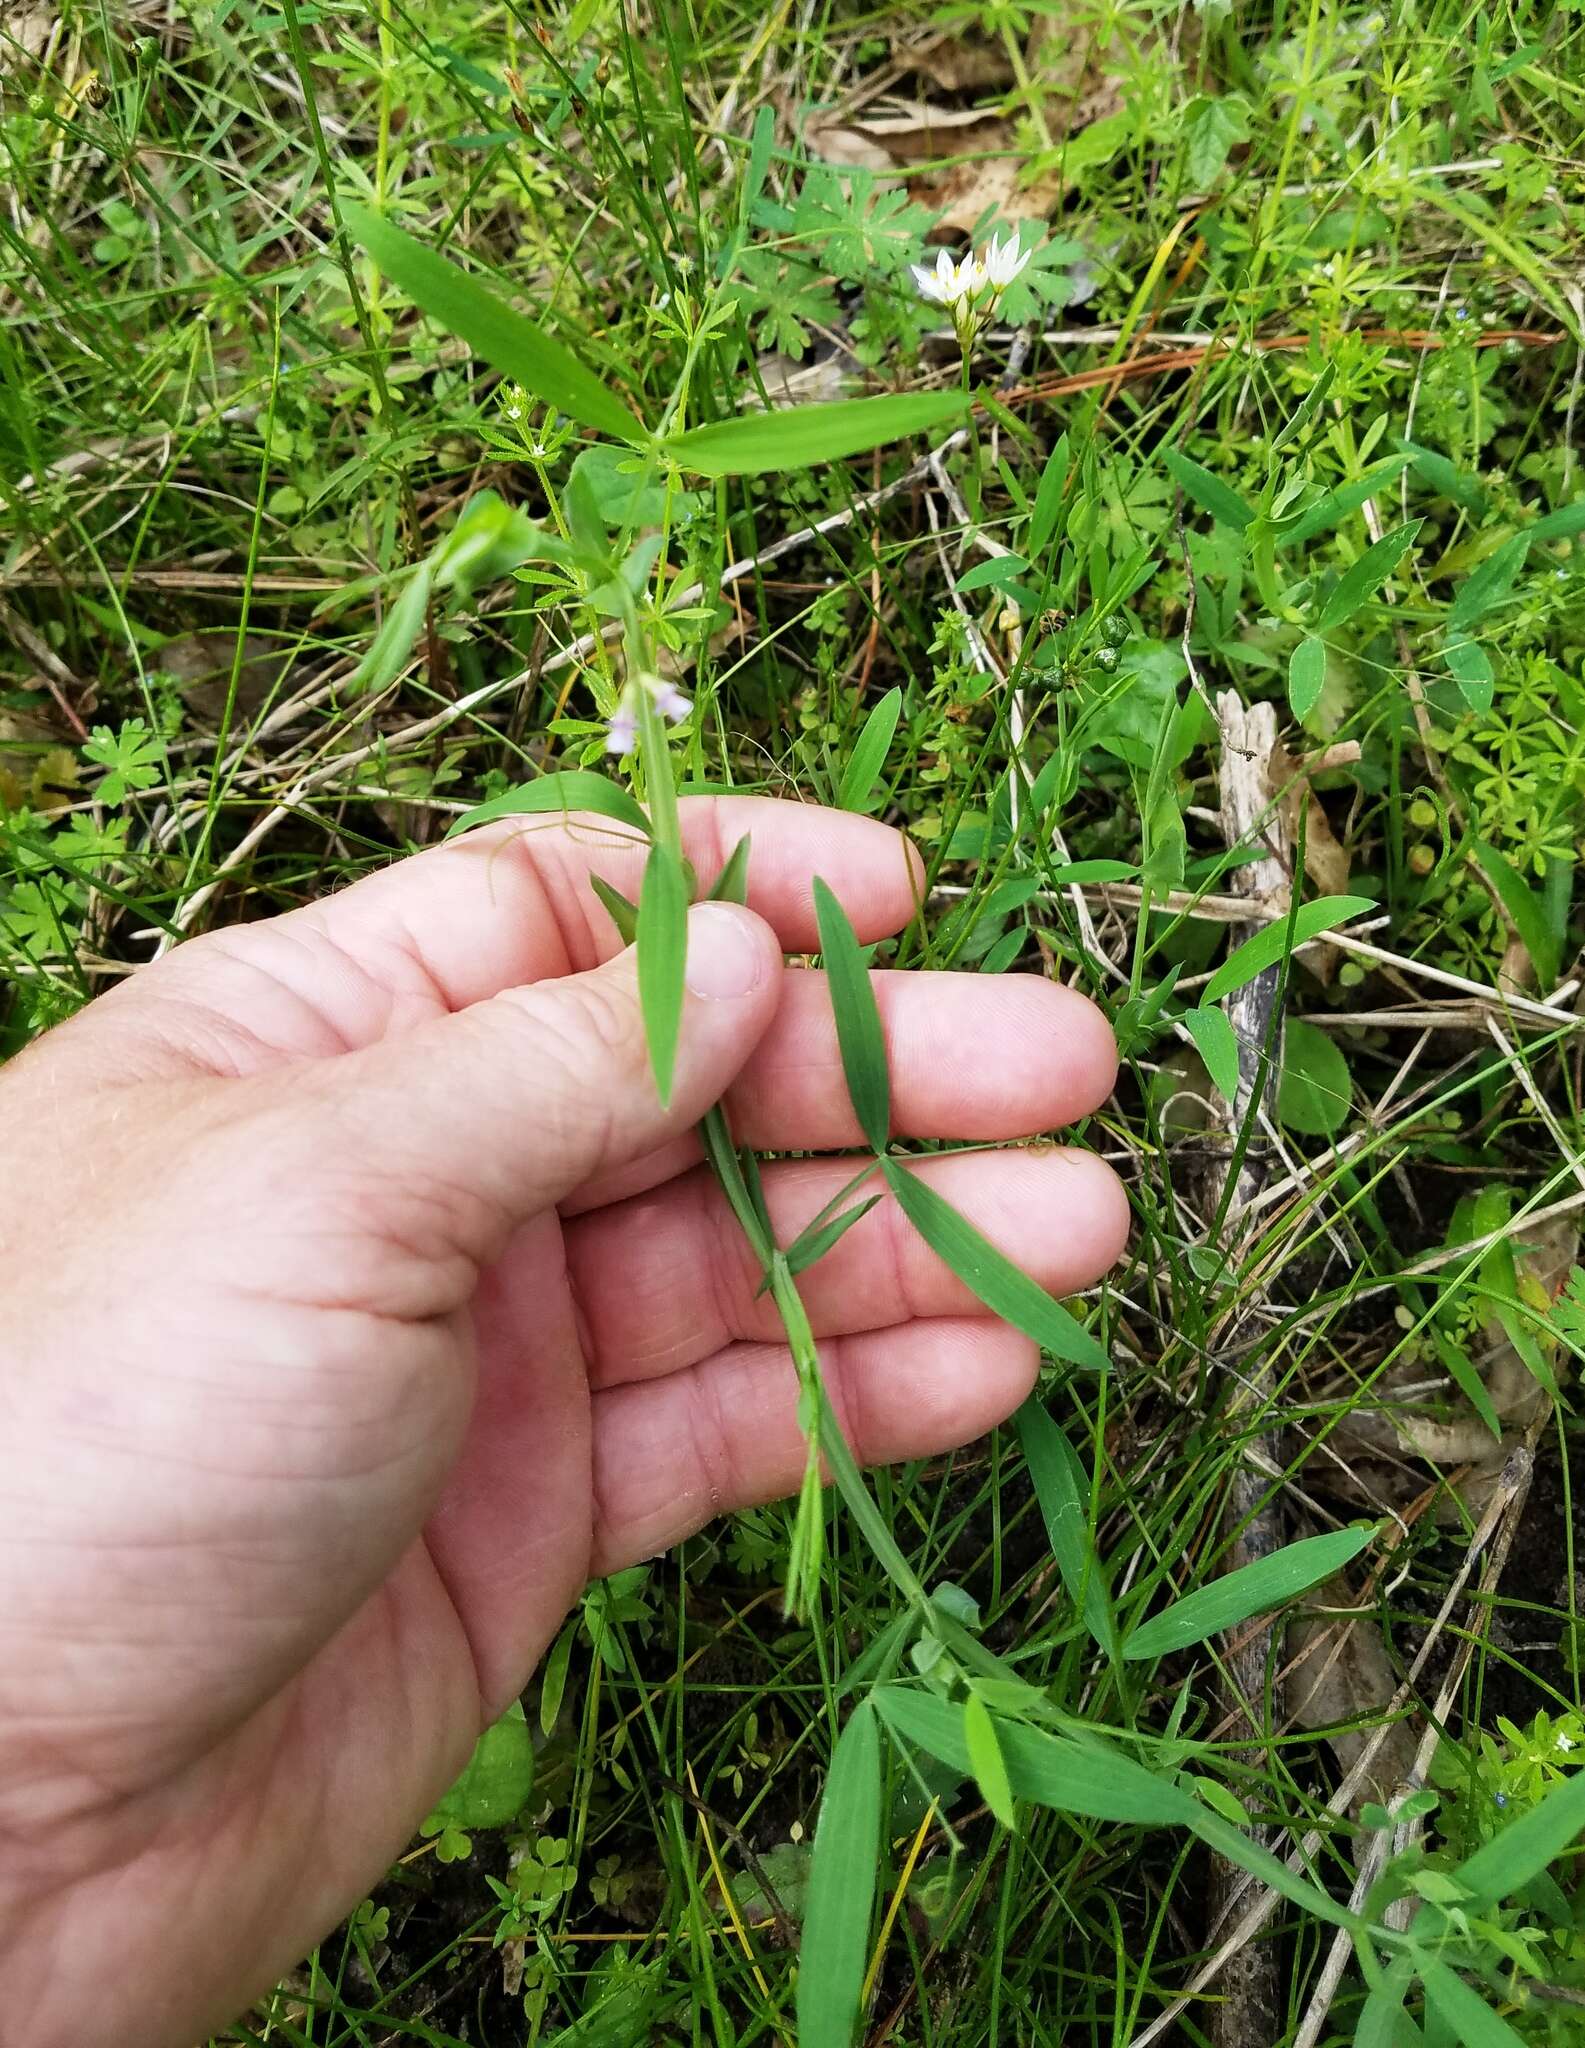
1203,692,1294,2048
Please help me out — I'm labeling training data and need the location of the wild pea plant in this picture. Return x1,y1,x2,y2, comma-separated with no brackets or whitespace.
336,171,1585,2045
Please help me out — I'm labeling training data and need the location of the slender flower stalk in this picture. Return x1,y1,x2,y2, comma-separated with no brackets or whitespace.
912,231,1035,358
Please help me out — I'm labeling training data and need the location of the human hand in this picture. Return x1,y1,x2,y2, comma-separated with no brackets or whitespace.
0,797,1124,2046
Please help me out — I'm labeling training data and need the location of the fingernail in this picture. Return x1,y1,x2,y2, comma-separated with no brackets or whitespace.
685,903,766,1001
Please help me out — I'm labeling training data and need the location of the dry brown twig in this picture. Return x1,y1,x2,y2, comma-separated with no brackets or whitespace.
1127,1449,1538,2048
1201,691,1295,2048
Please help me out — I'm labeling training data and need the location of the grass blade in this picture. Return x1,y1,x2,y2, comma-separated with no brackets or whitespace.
1015,1398,1120,1660
1354,1957,1418,2048
1203,895,1376,1005
880,1158,1109,1370
351,564,432,694
875,1689,1353,1929
1122,1525,1375,1661
343,202,643,446
837,687,903,814
1419,1958,1526,2047
666,390,965,477
637,844,689,1107
446,769,654,841
813,876,891,1152
798,1701,882,2048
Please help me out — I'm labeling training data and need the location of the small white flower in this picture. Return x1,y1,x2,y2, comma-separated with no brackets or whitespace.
652,681,692,724
911,247,987,310
981,231,1032,292
605,707,637,756
1558,1733,1576,1753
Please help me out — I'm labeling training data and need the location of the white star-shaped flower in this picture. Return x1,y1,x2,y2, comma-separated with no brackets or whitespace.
911,247,987,310
981,231,1032,291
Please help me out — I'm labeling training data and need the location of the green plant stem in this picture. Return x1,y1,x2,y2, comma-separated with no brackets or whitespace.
637,675,933,1627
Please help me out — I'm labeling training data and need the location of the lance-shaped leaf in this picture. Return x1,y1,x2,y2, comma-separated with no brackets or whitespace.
665,390,965,477
813,877,891,1152
344,202,643,445
797,1702,883,2048
880,1158,1109,1369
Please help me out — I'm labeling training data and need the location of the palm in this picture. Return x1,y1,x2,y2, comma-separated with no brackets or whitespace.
0,798,1123,2048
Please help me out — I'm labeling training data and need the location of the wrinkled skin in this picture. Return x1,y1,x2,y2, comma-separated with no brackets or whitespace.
0,799,1125,2046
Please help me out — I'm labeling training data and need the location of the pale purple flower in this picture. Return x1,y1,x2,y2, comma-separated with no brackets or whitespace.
653,682,692,724
605,707,638,756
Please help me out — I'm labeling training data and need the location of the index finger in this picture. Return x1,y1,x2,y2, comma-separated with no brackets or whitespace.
90,796,925,1074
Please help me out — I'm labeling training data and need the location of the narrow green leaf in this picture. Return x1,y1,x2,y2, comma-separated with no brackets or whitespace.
1289,635,1328,721
1122,1525,1374,1661
964,1694,1017,1829
351,564,432,694
1419,1959,1527,2047
1180,1005,1241,1105
1445,632,1495,711
1472,837,1560,989
1355,1956,1420,2048
838,687,903,814
797,1702,882,2048
538,1621,576,1738
1271,360,1337,452
1402,438,1487,513
957,554,1029,592
1203,895,1375,1006
1029,431,1071,555
1277,1018,1354,1136
1015,1399,1120,1659
1188,1802,1357,1929
813,877,891,1152
637,845,689,1108
666,390,965,477
1434,1331,1502,1442
783,1194,886,1279
874,1688,1353,1928
1453,1758,1585,1903
1280,454,1416,545
1449,532,1530,631
740,104,774,222
880,1158,1109,1369
343,202,642,446
1317,520,1422,631
706,831,752,906
1049,859,1139,884
1532,499,1585,542
447,768,654,840
1162,448,1255,531
590,873,638,945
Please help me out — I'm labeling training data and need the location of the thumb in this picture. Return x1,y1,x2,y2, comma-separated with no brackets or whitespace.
305,899,782,1240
